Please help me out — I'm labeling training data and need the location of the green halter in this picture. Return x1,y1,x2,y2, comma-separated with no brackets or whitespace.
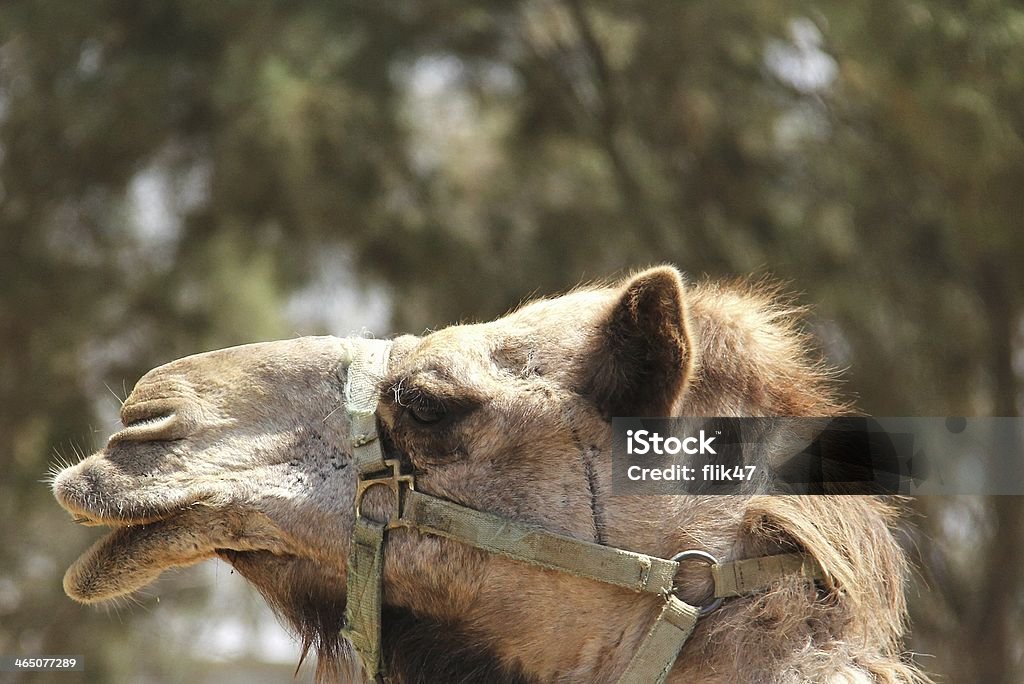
339,338,823,683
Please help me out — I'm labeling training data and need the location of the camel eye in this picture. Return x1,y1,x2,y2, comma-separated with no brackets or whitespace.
408,401,446,425
388,380,467,427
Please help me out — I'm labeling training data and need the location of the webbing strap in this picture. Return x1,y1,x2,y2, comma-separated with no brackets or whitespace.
342,338,393,679
616,596,700,684
399,490,824,682
402,489,679,595
341,518,387,678
713,552,824,598
344,339,392,476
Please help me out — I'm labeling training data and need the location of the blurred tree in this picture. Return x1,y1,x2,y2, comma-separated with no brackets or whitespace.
1,1,1020,681
806,4,1024,681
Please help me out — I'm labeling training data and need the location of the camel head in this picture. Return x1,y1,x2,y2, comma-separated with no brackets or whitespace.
53,266,917,683
52,336,362,603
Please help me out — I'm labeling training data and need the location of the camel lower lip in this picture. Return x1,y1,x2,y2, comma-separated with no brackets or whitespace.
63,509,219,604
53,472,202,528
64,508,289,604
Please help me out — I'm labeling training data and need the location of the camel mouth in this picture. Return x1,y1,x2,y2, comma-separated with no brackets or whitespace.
54,466,224,604
64,504,282,605
54,452,296,605
61,494,294,605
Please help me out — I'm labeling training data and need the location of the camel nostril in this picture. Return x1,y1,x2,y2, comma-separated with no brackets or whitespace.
120,396,179,427
109,402,188,445
123,414,172,429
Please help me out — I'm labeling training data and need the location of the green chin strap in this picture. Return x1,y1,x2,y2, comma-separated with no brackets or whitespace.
339,338,824,683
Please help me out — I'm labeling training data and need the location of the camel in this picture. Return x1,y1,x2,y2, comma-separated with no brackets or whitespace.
52,266,926,683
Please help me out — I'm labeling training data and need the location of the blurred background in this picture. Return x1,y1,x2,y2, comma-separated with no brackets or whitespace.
1,1,1022,682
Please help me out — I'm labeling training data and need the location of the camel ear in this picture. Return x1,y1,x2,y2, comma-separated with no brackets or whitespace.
585,266,693,418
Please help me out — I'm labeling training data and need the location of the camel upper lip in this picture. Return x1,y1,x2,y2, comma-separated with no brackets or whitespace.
53,433,204,529
56,481,201,528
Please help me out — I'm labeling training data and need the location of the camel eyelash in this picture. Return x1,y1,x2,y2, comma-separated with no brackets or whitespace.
385,383,439,412
386,382,479,426
389,383,431,408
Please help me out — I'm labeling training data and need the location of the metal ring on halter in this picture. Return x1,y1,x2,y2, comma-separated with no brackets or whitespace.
671,549,725,616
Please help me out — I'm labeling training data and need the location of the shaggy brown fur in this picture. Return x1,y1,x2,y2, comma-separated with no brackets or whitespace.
52,266,927,683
